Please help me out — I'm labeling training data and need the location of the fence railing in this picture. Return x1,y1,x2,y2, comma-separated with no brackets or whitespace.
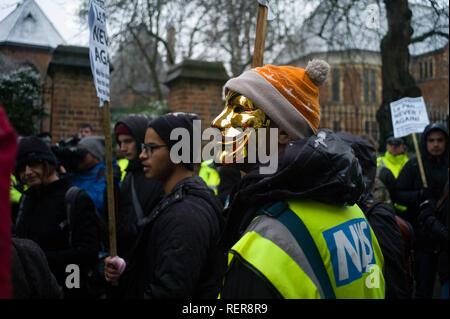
319,104,448,146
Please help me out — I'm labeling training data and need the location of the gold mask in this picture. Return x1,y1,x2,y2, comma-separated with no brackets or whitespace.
211,90,270,164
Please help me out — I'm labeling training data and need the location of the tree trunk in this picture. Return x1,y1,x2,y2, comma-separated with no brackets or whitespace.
376,0,422,151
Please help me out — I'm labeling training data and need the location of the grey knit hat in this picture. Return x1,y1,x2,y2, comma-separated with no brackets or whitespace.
79,136,105,162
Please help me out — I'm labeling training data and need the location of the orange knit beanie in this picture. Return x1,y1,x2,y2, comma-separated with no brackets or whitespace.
224,59,330,140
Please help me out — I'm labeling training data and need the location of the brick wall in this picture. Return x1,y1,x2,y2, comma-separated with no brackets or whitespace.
165,60,229,132
0,44,53,77
410,43,449,121
47,46,104,143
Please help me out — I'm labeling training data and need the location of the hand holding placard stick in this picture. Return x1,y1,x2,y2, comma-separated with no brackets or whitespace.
390,97,430,188
89,0,118,284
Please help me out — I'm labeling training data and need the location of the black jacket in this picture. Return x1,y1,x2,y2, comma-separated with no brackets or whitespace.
119,176,224,299
220,129,366,298
395,123,448,251
115,115,164,258
15,177,101,298
336,132,412,299
360,198,412,299
11,237,63,299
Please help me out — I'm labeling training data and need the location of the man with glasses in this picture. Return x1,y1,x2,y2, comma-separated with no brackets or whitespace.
113,115,163,259
105,113,224,299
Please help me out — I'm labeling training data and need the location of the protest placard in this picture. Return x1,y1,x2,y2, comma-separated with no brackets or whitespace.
390,96,430,187
88,0,110,107
88,0,117,259
390,96,430,138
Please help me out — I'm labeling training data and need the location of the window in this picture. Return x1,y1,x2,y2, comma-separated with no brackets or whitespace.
365,121,370,135
363,68,377,104
332,69,340,102
419,63,423,80
370,70,377,104
424,61,428,79
333,121,341,132
372,122,378,140
429,60,433,79
363,69,369,103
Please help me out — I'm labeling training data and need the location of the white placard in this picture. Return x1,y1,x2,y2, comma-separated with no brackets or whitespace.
88,0,110,107
390,97,430,138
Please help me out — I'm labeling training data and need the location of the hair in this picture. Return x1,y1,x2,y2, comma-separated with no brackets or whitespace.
79,123,93,130
18,160,57,185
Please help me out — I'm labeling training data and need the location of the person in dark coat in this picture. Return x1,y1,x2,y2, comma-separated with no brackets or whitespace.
417,181,448,298
14,136,101,299
395,122,448,298
337,132,413,299
11,237,63,299
105,113,224,299
114,115,164,259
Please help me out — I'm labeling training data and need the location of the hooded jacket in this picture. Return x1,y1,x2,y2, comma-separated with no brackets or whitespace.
395,123,448,251
118,176,224,299
114,115,164,258
219,129,367,298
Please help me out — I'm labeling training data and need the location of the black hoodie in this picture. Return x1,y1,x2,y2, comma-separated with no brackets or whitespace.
395,123,448,251
114,115,164,258
219,129,366,298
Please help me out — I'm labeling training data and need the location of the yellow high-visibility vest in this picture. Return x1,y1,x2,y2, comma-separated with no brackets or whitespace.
377,152,409,211
199,159,220,195
221,199,385,299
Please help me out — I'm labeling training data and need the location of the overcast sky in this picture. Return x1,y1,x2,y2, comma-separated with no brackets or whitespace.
0,0,87,46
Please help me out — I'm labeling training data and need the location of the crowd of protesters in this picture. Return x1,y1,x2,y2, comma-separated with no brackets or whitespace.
0,60,448,300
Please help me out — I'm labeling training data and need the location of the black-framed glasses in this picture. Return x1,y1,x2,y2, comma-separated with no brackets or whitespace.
141,143,168,156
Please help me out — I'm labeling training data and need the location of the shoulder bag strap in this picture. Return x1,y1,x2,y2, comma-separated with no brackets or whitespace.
130,174,145,222
257,201,336,299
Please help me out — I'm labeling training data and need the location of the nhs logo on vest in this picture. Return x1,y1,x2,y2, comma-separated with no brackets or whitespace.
323,218,375,287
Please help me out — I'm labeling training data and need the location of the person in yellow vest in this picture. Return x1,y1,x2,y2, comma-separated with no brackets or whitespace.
376,136,408,213
198,159,221,195
115,144,129,182
10,174,27,226
212,61,385,299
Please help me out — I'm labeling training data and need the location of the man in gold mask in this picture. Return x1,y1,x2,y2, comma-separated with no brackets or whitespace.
213,60,386,299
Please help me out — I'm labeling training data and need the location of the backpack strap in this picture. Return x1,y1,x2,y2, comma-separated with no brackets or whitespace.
15,194,28,230
256,201,336,299
62,186,82,248
130,174,145,222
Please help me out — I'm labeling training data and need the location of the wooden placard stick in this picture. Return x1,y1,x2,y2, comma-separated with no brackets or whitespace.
103,101,118,285
411,132,428,188
252,3,269,68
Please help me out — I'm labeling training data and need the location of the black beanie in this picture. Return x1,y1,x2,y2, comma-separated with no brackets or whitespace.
148,112,200,171
15,136,58,172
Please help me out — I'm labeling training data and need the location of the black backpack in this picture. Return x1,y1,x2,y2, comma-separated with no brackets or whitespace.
63,186,110,298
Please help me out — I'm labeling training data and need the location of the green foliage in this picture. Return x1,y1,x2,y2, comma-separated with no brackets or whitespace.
0,68,44,136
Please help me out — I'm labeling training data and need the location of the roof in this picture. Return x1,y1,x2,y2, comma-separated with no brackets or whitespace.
277,0,449,64
165,59,229,86
47,45,114,75
0,0,65,49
